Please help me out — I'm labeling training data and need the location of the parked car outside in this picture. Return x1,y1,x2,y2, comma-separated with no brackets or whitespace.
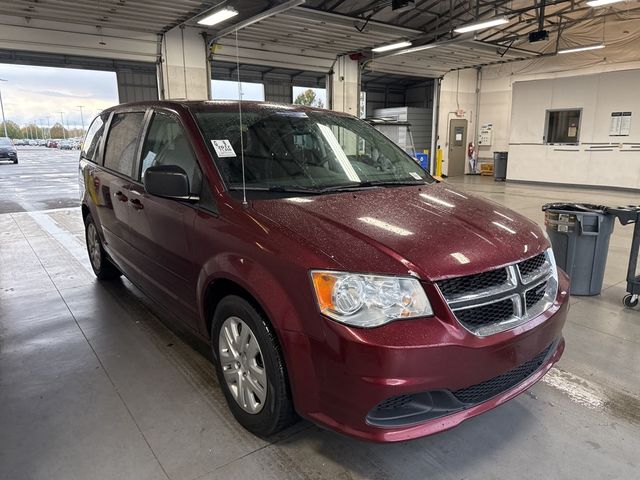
38,139,47,146
14,139,25,146
28,139,38,146
0,137,18,164
58,139,73,150
80,101,569,442
46,139,59,148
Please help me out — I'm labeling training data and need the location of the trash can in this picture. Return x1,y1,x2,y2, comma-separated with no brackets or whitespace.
542,203,615,295
493,151,508,181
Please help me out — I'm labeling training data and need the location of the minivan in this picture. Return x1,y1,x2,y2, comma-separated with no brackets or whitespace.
79,101,568,442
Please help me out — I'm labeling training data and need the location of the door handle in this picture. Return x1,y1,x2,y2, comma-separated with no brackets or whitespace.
130,198,144,210
115,191,128,202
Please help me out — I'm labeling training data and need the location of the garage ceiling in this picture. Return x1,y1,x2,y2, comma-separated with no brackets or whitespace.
2,0,639,77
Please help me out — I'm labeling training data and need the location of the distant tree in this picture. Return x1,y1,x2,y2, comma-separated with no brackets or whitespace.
294,89,324,109
49,122,68,139
0,120,23,139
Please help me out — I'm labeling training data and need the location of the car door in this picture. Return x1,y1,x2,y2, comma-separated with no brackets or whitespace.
123,110,202,327
91,111,146,270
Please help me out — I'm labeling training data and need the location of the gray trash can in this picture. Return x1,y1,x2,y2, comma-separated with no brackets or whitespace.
542,203,615,296
493,151,508,181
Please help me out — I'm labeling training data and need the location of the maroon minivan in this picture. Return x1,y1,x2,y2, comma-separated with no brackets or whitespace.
79,101,568,442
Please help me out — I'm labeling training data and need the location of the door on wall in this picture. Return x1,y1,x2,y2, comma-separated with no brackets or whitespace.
447,119,467,177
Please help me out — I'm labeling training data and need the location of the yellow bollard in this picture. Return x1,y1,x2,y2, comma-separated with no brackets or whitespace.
436,148,443,178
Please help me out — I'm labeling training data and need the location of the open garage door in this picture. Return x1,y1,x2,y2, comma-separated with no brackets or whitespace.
0,49,157,103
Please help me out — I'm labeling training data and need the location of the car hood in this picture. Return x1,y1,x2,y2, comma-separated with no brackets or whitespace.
250,183,549,282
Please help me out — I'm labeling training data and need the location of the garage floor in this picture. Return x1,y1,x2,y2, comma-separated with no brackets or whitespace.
1,149,639,480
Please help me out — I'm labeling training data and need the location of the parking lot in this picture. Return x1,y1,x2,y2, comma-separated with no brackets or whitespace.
1,148,639,479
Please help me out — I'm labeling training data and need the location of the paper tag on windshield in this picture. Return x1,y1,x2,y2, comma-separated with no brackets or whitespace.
409,172,422,180
211,140,236,157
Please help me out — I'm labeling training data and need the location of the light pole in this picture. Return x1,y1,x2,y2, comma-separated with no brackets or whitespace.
59,112,66,139
45,115,51,140
77,105,85,134
0,79,8,138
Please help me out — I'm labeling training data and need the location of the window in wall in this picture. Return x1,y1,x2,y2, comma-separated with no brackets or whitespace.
359,91,367,118
545,109,582,144
211,80,265,101
293,86,326,109
103,112,145,177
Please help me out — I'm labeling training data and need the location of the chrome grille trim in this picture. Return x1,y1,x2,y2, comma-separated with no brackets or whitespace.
437,250,558,337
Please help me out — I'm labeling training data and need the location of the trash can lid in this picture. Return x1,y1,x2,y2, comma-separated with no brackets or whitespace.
542,203,608,214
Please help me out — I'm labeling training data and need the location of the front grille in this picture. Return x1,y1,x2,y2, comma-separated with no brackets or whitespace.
438,268,508,300
519,253,546,279
456,298,514,330
452,343,552,404
526,281,547,309
436,251,555,336
375,394,413,410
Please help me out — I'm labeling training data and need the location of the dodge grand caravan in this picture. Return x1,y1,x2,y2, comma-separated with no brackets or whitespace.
79,101,568,442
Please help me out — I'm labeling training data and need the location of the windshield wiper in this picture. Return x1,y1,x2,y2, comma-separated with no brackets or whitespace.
315,179,428,193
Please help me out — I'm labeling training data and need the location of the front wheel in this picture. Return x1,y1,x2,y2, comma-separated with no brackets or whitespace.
623,294,638,308
84,214,121,280
212,295,297,437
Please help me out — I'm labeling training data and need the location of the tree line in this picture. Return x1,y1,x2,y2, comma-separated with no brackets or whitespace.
1,120,84,139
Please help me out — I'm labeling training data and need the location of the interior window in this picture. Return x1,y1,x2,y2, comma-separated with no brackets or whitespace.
81,112,109,163
103,112,145,176
140,112,202,194
545,109,581,144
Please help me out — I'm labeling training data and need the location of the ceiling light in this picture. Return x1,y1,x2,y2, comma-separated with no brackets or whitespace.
558,44,605,54
391,43,438,56
454,16,509,33
372,41,412,53
197,7,238,26
586,0,625,7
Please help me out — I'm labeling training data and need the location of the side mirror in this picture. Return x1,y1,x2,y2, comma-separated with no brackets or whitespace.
144,165,198,201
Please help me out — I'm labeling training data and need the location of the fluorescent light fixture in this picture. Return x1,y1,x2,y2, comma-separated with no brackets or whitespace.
586,0,624,6
372,41,412,53
454,16,509,33
558,44,605,54
391,43,438,56
197,7,238,26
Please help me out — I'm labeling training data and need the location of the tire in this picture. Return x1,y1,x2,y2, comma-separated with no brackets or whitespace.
13,159,18,164
212,295,297,437
623,294,638,308
84,214,121,280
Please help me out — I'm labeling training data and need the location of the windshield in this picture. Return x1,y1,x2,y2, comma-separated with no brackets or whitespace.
0,138,12,146
194,107,433,192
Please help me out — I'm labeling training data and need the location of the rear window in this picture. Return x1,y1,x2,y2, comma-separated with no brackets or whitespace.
81,113,108,162
103,112,145,177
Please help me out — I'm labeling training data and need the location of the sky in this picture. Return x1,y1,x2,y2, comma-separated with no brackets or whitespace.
0,63,119,128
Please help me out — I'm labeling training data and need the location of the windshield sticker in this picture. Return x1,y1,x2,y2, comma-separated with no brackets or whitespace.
211,140,236,157
409,172,422,180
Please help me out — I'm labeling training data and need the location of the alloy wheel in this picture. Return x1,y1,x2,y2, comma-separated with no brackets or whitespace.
218,316,268,414
86,222,102,270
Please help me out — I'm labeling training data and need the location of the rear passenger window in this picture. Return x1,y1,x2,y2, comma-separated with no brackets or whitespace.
103,112,145,177
140,112,202,194
81,113,108,163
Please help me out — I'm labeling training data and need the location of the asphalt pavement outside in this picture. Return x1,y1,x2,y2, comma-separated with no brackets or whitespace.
0,148,639,480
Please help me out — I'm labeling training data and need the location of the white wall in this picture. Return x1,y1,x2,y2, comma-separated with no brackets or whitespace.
508,69,640,189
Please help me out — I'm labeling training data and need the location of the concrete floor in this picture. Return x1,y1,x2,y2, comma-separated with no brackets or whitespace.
1,149,639,480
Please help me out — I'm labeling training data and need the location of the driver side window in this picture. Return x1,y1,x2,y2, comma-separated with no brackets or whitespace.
140,112,202,194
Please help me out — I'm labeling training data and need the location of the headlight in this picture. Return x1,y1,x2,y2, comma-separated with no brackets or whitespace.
311,270,433,327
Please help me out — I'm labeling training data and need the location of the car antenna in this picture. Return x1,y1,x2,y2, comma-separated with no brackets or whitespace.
235,29,247,207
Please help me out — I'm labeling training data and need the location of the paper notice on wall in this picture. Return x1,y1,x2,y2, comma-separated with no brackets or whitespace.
478,123,493,146
455,133,463,142
620,112,632,136
610,112,631,136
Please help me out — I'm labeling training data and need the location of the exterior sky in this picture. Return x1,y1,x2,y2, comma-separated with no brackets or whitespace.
0,63,119,129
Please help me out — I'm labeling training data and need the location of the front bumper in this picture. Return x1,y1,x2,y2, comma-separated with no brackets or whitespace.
287,270,569,442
